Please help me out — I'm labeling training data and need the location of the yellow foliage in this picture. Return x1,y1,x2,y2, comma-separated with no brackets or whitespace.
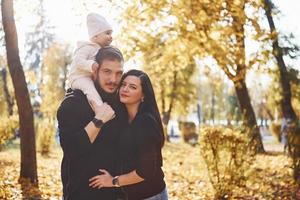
285,121,300,185
0,148,62,199
36,117,56,156
118,0,270,86
199,126,255,199
0,115,18,150
0,142,297,199
40,43,70,118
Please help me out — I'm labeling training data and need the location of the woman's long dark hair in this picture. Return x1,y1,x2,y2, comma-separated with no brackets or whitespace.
118,69,165,147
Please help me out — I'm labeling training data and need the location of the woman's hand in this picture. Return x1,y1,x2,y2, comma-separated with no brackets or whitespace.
89,169,114,189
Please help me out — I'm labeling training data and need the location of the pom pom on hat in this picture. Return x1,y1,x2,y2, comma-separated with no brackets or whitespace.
87,13,112,39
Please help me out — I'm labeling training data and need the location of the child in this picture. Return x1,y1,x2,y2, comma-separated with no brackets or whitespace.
67,13,113,108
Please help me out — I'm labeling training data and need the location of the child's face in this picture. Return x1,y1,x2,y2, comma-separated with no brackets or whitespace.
93,30,113,47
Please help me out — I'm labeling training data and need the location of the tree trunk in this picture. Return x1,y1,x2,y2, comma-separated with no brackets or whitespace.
2,0,38,183
159,84,170,141
1,68,14,116
197,103,201,126
264,0,298,121
164,71,178,126
161,71,178,126
264,105,274,121
161,72,178,142
234,80,265,153
211,90,215,125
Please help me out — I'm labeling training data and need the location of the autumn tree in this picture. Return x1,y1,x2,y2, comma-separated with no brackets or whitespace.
0,56,13,117
227,90,242,125
119,0,266,152
186,0,265,152
142,40,197,127
0,15,4,47
265,69,299,121
290,70,300,117
25,0,55,71
24,0,55,113
263,0,298,121
37,43,71,155
119,12,197,128
40,43,70,118
0,67,14,116
1,0,38,183
197,66,230,125
263,0,300,183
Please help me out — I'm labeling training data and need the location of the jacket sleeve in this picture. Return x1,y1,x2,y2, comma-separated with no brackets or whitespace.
134,114,161,180
57,97,93,160
72,45,97,73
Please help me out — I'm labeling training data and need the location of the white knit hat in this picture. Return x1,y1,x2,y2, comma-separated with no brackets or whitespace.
86,13,112,39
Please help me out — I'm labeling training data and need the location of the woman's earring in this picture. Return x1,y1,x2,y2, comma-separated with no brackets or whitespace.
141,97,144,102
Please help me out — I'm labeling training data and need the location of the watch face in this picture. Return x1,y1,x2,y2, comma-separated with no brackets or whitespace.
93,118,103,128
112,176,120,187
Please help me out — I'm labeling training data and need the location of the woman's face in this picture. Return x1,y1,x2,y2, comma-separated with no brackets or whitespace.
119,75,144,105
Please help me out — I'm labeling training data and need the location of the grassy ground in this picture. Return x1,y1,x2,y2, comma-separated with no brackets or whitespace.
0,140,299,199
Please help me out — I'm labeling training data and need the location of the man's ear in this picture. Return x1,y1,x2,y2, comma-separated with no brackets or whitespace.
92,69,97,81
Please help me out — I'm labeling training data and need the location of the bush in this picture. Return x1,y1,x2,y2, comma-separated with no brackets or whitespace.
199,126,255,199
0,115,18,151
270,121,281,142
286,121,300,185
179,121,198,145
36,117,56,156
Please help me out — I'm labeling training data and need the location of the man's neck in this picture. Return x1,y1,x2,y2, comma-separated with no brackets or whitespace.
94,83,117,107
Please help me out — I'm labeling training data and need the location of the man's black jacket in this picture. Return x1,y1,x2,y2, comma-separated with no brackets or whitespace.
57,89,122,200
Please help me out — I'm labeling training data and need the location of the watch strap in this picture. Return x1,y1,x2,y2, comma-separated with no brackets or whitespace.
92,117,104,128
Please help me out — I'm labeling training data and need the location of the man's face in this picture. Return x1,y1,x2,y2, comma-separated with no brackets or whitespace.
96,59,123,93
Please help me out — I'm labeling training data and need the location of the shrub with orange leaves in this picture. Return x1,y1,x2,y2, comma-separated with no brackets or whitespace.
199,126,255,199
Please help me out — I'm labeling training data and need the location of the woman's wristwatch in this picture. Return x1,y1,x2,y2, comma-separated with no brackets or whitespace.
112,176,120,187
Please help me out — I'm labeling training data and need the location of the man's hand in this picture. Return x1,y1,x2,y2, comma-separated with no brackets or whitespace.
91,101,115,123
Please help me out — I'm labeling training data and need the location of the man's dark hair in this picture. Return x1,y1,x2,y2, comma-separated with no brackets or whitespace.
95,46,124,66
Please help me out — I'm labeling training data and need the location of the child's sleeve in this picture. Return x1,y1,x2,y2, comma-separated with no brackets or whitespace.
72,45,97,73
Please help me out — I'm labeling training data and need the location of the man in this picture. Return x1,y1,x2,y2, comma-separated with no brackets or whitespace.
57,46,124,200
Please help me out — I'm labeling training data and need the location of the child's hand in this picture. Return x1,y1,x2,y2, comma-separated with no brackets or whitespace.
92,63,99,73
92,102,115,123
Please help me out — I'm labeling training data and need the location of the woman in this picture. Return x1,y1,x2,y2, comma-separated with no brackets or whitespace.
89,69,168,200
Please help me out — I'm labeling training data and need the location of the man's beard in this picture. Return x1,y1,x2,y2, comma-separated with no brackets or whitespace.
94,80,118,106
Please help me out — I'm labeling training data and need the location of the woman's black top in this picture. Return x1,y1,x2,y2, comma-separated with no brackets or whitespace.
117,111,166,200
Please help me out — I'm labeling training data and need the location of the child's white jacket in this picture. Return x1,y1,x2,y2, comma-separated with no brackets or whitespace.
67,41,101,87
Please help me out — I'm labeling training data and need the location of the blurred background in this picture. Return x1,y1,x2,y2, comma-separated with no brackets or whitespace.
1,0,300,199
